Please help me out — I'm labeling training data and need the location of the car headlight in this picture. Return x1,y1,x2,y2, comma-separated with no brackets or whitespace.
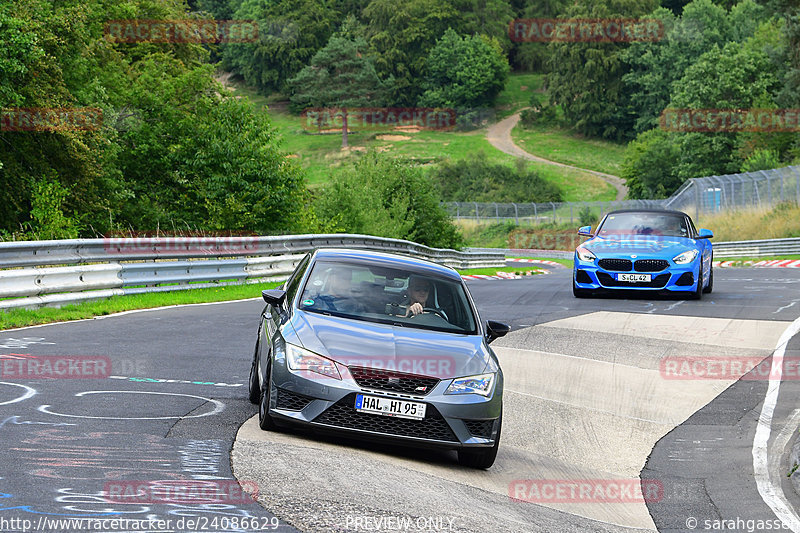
445,373,495,397
576,246,596,263
672,250,698,265
285,342,341,380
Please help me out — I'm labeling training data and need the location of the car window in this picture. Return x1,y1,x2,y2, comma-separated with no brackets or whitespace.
285,253,311,305
597,212,689,238
298,261,477,334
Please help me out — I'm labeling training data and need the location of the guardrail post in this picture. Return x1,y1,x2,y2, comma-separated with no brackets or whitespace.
474,202,479,221
550,202,556,224
513,203,518,225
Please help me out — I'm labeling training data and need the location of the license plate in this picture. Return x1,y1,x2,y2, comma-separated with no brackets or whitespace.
617,273,651,282
355,394,426,420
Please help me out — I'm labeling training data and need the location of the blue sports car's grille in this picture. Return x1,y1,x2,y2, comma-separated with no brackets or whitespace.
349,366,439,396
634,259,669,272
313,393,458,442
597,272,671,288
598,259,632,271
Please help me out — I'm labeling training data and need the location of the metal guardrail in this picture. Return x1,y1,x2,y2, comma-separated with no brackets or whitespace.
712,238,800,258
0,234,504,310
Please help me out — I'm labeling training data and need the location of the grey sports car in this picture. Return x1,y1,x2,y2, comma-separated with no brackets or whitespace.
248,248,509,468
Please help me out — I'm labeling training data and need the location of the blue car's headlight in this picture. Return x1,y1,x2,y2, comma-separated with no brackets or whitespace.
672,250,699,265
445,373,495,397
576,246,596,262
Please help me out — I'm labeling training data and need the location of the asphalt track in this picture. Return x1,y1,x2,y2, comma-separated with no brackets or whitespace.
1,263,800,532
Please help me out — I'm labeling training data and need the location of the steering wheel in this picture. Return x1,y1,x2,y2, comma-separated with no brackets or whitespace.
421,307,448,321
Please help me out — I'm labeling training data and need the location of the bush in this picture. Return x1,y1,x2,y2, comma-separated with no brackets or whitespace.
316,152,464,249
432,153,563,203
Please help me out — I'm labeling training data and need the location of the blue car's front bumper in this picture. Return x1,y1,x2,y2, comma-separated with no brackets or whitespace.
573,255,701,292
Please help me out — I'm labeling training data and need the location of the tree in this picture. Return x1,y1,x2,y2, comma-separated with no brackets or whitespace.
362,0,459,105
621,129,681,199
316,152,464,249
288,36,388,147
546,0,659,140
221,0,338,95
419,29,509,110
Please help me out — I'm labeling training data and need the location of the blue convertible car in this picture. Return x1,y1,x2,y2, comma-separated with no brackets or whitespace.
573,209,713,298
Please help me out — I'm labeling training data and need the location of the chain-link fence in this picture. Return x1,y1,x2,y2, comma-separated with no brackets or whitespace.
445,166,800,224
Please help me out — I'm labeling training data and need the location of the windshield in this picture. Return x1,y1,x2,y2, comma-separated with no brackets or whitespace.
298,261,477,334
596,212,690,238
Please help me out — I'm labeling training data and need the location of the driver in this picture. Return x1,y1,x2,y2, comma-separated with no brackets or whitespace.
403,276,432,318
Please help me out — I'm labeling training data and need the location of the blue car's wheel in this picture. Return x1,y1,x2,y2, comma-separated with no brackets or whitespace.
572,278,592,298
691,264,704,300
703,266,713,294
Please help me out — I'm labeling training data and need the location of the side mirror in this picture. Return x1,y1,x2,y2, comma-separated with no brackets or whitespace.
485,320,510,344
262,289,287,307
697,228,713,239
578,225,593,237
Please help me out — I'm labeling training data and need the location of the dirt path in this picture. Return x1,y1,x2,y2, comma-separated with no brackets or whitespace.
487,112,628,201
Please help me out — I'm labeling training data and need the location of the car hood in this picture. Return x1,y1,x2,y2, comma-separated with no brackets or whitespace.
287,311,491,379
584,235,698,256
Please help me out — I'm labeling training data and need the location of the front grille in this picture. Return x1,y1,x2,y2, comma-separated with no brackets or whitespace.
463,419,495,439
634,259,669,272
349,366,439,396
276,388,314,411
313,393,458,442
597,272,671,288
598,259,632,271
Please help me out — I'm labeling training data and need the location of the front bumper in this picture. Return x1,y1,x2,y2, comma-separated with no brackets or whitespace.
573,255,700,292
265,357,503,450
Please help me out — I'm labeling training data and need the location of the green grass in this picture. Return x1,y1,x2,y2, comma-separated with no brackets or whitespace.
511,123,627,177
509,256,574,267
0,281,282,331
494,73,544,118
222,75,617,201
459,266,544,276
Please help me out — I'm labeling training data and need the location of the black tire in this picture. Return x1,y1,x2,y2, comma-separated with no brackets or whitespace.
572,279,591,298
458,415,501,469
691,265,704,300
703,266,713,294
258,359,278,431
248,338,261,404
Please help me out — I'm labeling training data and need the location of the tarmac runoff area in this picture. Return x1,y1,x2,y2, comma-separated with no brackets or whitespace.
231,312,789,532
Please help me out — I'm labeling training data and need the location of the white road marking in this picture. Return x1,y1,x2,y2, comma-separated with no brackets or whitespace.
775,301,799,315
37,390,225,420
0,382,36,406
753,315,800,531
